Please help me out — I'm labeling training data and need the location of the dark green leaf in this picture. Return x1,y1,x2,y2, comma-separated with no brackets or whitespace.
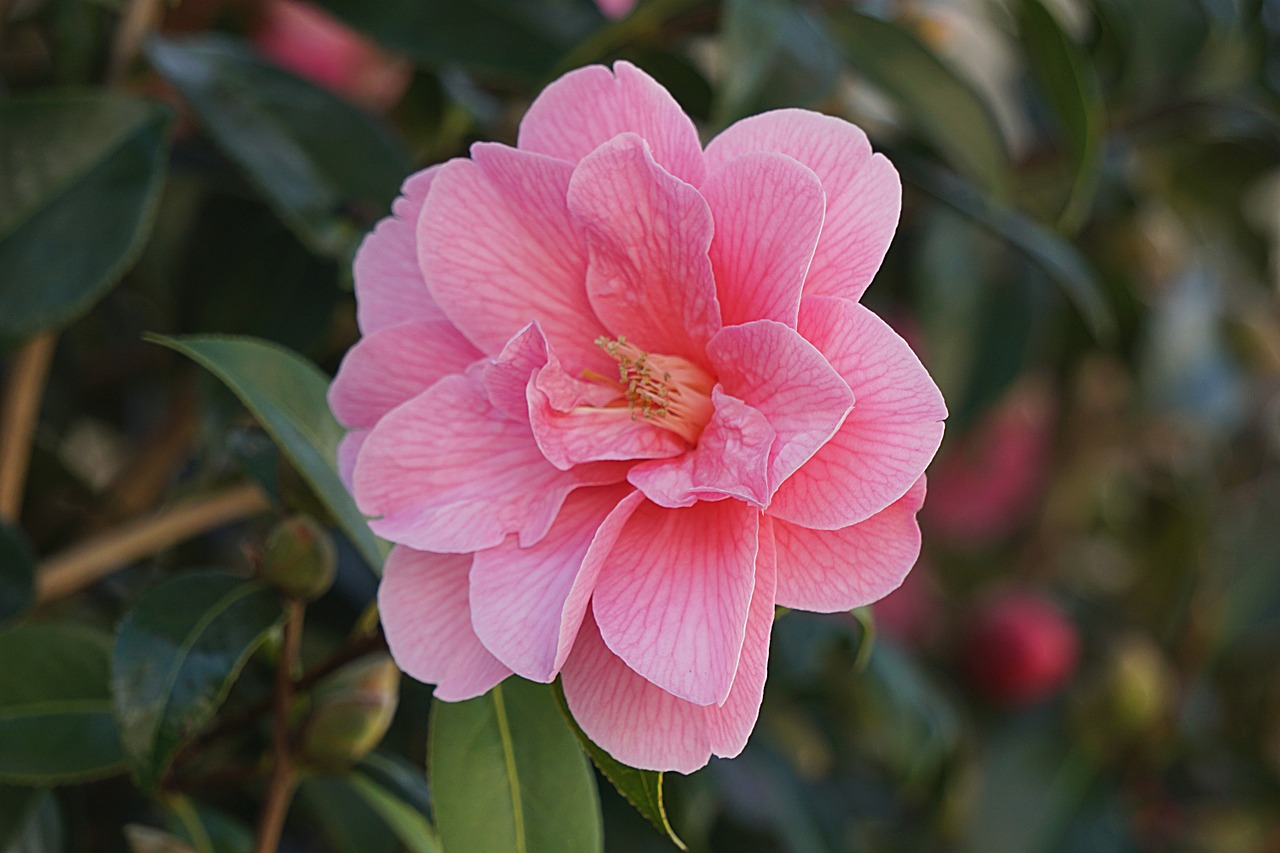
146,35,412,260
0,787,46,849
429,679,603,853
147,334,387,571
298,776,400,853
0,624,127,784
716,0,839,125
2,789,62,853
825,9,1011,199
349,772,442,853
0,93,171,342
312,0,602,80
902,157,1116,342
163,797,253,853
551,681,685,850
1016,0,1103,232
0,524,36,625
111,572,284,790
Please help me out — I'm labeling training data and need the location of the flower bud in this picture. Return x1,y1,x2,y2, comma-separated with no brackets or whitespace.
300,653,400,770
124,826,197,853
962,590,1080,707
260,515,336,601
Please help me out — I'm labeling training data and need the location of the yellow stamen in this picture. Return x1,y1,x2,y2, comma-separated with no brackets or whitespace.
593,336,715,444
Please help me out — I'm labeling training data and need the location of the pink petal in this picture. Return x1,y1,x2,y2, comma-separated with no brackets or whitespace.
378,547,510,701
706,319,854,495
420,144,609,374
568,133,721,367
627,388,775,508
354,168,448,334
328,320,482,429
531,402,686,471
773,476,925,612
703,152,825,327
706,517,776,756
354,373,625,553
336,429,366,490
705,110,901,303
592,499,759,705
469,486,643,681
518,61,705,186
769,298,946,529
593,0,638,19
560,524,777,771
561,613,711,773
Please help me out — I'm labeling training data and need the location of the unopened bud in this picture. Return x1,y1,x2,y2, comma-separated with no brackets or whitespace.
300,653,400,769
1101,634,1173,734
124,825,197,853
261,515,336,601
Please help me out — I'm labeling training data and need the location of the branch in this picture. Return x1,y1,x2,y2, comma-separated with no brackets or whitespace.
0,332,56,521
35,482,271,603
253,600,304,853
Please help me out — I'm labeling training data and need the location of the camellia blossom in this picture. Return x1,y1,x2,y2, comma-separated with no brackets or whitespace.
330,62,947,773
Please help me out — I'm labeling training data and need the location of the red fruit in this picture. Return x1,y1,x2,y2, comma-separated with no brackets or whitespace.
962,591,1079,707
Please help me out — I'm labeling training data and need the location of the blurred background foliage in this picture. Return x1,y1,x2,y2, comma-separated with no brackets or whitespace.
2,0,1280,850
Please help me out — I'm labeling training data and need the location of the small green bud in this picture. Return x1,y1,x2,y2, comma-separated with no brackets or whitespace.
300,653,400,770
123,825,197,853
260,515,337,601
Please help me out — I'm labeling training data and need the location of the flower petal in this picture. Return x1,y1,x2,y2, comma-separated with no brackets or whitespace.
354,373,625,552
378,546,510,701
420,144,609,373
769,298,946,529
328,320,482,429
773,476,925,612
627,388,775,508
705,110,900,303
354,167,448,334
706,517,776,756
569,133,721,367
336,429,366,490
592,498,759,705
518,61,705,186
703,152,825,327
469,485,643,682
706,320,854,494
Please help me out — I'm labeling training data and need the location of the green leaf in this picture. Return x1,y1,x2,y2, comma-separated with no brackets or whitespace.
1,788,62,853
551,682,685,850
146,35,412,260
111,572,284,790
429,680,603,853
163,797,254,853
297,776,400,853
0,524,36,625
0,787,46,849
716,0,839,126
825,9,1011,199
0,624,127,784
0,93,171,342
901,157,1116,342
312,0,602,81
1016,0,1103,233
147,334,387,570
349,773,442,853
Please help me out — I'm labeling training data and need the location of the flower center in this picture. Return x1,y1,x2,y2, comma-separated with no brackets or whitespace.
590,336,715,444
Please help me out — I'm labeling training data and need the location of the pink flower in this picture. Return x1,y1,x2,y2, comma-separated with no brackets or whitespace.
595,0,639,18
330,62,946,772
252,0,410,113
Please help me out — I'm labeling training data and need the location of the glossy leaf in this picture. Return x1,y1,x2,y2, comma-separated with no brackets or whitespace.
298,776,401,853
146,35,411,260
148,334,387,570
163,798,253,853
716,0,839,125
349,773,442,853
0,624,127,784
902,157,1116,342
0,93,171,342
551,681,685,850
111,572,284,790
312,0,602,80
1017,0,1103,233
429,679,603,853
0,787,46,849
825,9,1011,199
0,523,36,625
1,789,62,853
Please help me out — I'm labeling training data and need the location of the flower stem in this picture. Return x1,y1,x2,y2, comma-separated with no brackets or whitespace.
35,482,271,603
253,599,305,853
0,332,56,521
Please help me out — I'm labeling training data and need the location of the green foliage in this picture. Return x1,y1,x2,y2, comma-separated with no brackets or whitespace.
0,93,171,344
111,572,284,790
149,334,387,570
0,625,126,784
429,680,603,853
0,523,36,625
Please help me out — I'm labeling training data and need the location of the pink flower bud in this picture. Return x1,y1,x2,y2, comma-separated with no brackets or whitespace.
962,590,1079,707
